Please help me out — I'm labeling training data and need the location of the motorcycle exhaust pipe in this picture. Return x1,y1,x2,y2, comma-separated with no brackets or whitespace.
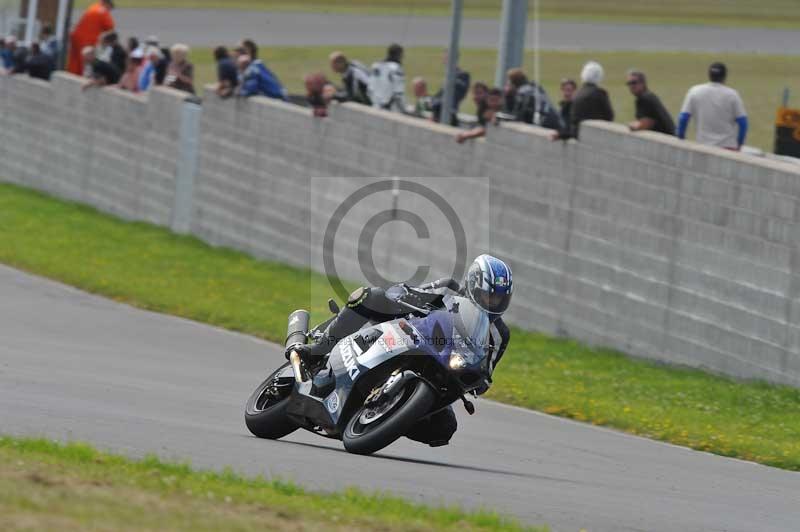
286,310,310,383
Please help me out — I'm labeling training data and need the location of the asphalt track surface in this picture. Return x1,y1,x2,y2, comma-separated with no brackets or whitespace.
110,9,800,54
2,264,800,532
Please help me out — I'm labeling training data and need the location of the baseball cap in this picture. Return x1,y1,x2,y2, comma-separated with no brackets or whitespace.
709,62,727,81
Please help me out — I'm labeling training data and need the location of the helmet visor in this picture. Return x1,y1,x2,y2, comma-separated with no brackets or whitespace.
469,284,511,315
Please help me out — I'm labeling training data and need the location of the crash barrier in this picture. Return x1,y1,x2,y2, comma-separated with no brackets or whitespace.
2,72,800,388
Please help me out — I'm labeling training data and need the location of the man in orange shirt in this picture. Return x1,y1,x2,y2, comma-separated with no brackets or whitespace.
67,0,115,76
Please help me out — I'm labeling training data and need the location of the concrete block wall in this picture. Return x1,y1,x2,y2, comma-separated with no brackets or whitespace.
3,74,800,387
0,73,191,226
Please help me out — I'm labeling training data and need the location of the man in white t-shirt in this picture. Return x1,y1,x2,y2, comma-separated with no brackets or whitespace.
368,43,406,113
677,62,748,150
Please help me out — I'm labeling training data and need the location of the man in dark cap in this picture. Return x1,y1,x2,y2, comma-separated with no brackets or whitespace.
677,62,748,150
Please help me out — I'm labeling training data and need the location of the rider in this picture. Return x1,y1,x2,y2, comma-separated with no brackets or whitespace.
288,254,513,447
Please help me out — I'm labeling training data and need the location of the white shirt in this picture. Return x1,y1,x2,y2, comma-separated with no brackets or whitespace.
680,82,747,149
368,60,406,112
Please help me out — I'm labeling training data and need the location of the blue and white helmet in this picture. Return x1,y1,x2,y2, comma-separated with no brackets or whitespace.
464,254,513,316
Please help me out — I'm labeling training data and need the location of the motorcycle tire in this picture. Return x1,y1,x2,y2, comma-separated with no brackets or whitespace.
342,377,435,455
245,366,299,440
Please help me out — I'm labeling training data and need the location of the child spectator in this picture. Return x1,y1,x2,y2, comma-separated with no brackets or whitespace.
558,78,577,130
329,51,371,105
1,36,17,72
368,43,406,113
214,46,238,98
305,72,329,117
165,43,195,94
626,70,675,135
138,46,163,91
118,47,144,92
677,62,747,150
455,86,502,143
552,61,614,140
411,77,432,117
40,24,60,66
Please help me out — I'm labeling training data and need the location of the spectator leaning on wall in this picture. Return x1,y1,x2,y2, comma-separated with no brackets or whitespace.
411,76,432,117
23,43,54,81
552,61,614,140
214,46,238,98
165,43,195,94
558,78,576,130
68,0,115,76
677,62,748,151
81,45,120,90
626,70,675,135
329,51,371,105
430,52,471,126
506,68,562,130
1,36,17,72
236,54,287,100
368,43,406,113
455,86,503,144
99,31,127,75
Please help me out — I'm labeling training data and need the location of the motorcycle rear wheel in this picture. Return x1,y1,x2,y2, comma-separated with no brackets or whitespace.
245,364,299,440
343,377,435,455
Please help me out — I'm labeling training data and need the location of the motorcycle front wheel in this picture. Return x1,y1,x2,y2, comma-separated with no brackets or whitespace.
244,363,299,440
342,376,435,455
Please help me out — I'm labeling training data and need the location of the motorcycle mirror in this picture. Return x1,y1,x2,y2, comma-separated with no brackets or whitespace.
461,396,475,415
328,298,340,315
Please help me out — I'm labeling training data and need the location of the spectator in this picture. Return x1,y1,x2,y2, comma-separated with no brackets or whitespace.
138,46,163,91
214,46,238,98
236,54,287,100
23,43,53,81
40,24,60,65
118,47,144,92
677,62,747,150
305,72,328,117
81,45,120,89
411,76,432,117
239,38,258,60
455,86,503,143
626,70,675,135
99,31,126,74
368,43,405,113
328,51,371,104
126,37,139,54
141,35,169,85
558,78,576,130
68,0,115,76
505,68,561,130
430,53,471,125
552,61,614,140
164,43,195,94
1,36,17,72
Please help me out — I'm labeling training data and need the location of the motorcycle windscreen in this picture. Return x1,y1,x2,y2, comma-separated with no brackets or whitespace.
408,296,490,367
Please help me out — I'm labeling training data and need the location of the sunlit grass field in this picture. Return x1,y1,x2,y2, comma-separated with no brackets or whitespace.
75,0,800,28
2,183,799,471
188,46,798,152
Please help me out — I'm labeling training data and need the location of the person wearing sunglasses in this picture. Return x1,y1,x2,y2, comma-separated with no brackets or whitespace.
626,70,675,136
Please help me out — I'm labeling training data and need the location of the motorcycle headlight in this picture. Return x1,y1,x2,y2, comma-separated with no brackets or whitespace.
449,353,468,370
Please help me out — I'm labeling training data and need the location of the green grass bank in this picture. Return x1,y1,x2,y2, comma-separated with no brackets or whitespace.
1,183,799,470
0,436,539,531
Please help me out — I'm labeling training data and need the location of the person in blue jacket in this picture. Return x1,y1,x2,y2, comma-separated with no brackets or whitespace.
236,54,287,100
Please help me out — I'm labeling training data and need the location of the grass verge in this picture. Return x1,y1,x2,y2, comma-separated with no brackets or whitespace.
76,0,800,29
190,46,799,153
1,183,800,471
0,436,538,531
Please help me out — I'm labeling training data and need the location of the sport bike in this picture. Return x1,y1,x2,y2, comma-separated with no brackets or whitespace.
244,285,493,455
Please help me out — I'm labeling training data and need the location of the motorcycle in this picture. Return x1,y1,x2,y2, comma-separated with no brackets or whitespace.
244,284,493,455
